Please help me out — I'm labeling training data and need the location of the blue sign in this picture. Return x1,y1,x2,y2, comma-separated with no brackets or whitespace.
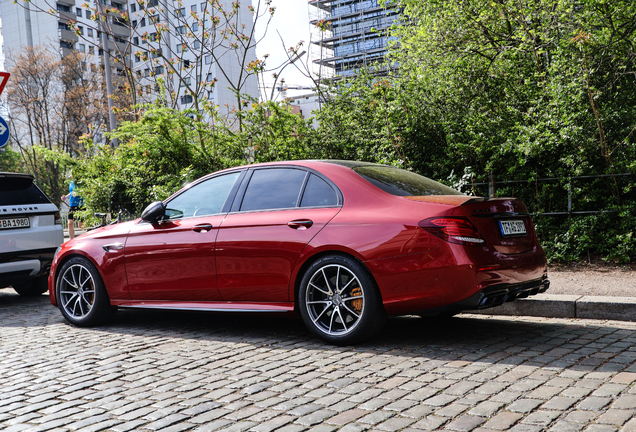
0,116,9,148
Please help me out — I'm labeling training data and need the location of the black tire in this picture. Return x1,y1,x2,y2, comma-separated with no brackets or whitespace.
55,256,116,326
298,255,386,345
13,275,49,297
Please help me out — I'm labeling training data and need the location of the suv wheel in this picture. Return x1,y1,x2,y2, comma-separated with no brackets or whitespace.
13,275,49,297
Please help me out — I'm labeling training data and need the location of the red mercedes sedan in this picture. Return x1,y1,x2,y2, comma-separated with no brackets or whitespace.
49,160,548,344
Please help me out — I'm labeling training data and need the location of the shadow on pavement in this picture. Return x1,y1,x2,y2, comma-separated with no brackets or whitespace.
2,288,632,368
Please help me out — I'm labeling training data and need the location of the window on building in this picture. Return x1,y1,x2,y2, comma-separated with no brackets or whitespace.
176,26,186,34
146,85,151,94
191,4,196,12
176,7,185,16
193,41,200,49
88,28,93,37
132,20,137,27
192,22,198,32
76,7,82,16
144,68,150,77
180,94,193,105
200,2,205,12
135,52,140,62
180,77,191,87
205,55,211,65
133,36,139,45
155,65,164,74
140,17,146,27
88,45,94,55
206,73,214,81
79,44,85,52
150,32,158,42
130,3,136,12
150,15,159,23
176,44,184,53
78,26,84,35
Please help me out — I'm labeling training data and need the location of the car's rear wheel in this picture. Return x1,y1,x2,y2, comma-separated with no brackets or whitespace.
298,255,386,345
56,257,115,326
13,275,49,297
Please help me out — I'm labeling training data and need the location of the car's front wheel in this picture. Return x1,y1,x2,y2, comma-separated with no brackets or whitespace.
56,256,116,326
298,255,386,345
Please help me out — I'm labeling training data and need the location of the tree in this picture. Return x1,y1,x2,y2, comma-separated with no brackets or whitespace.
3,46,108,202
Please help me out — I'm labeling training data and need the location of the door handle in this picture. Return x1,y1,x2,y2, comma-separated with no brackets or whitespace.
288,219,313,230
192,223,213,233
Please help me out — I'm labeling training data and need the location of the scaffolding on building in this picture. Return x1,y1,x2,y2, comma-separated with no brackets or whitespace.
308,0,399,80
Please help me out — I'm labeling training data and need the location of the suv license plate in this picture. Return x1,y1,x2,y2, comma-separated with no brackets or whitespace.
499,220,526,236
0,217,30,230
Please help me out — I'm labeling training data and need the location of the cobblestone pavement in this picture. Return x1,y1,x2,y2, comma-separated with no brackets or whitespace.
3,288,636,432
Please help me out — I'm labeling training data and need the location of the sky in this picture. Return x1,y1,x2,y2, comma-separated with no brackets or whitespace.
254,0,315,99
0,0,315,97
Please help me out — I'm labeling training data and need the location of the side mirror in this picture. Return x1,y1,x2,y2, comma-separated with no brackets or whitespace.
141,201,166,223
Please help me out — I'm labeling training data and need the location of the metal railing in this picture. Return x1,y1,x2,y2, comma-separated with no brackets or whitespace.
470,173,635,216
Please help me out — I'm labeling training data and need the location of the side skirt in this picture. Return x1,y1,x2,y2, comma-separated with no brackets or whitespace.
111,300,295,314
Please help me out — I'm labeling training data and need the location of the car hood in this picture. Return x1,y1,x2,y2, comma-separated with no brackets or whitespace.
75,218,139,241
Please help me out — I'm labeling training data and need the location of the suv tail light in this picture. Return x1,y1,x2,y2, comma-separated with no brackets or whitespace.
419,217,485,246
54,211,62,225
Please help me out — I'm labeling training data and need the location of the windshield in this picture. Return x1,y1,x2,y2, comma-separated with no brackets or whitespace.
354,166,463,197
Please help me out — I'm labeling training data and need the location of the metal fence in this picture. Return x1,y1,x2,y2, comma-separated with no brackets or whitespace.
469,173,635,217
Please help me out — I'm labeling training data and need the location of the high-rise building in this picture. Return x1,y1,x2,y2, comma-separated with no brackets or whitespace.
0,0,258,112
308,0,400,79
126,0,258,112
0,0,128,74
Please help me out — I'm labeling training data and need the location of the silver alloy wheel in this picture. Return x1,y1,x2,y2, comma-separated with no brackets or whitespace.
59,264,96,319
305,264,365,336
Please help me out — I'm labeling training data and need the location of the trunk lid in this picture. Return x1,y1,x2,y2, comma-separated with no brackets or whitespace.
405,196,536,254
460,197,535,254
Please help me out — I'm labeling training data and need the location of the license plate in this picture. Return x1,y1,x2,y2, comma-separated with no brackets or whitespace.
499,220,526,236
0,217,30,230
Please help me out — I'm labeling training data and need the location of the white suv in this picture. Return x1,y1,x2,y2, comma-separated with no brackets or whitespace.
1,173,64,296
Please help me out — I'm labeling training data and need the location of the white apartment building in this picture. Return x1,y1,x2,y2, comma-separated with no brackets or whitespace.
0,0,258,113
0,0,128,74
288,91,320,128
127,0,258,112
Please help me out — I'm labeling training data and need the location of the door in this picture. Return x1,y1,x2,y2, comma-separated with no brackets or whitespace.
216,168,341,302
124,172,242,301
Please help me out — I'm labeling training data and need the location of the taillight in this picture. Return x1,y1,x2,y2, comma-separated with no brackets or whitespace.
419,216,485,246
54,211,62,225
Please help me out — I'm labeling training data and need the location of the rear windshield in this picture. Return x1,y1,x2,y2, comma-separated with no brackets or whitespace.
0,177,51,205
354,166,464,197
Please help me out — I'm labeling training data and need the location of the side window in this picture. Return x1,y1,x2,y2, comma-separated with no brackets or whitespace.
164,172,240,219
300,174,338,207
240,168,307,212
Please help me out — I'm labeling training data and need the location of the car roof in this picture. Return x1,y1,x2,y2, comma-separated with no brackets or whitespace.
215,160,392,173
0,172,34,180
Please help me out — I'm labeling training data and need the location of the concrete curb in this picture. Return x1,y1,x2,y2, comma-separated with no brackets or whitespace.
471,294,636,322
